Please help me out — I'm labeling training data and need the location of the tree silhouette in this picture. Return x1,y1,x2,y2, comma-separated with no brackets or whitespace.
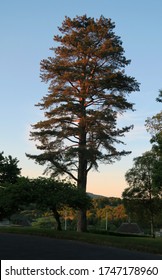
27,15,139,231
0,152,21,184
123,151,162,236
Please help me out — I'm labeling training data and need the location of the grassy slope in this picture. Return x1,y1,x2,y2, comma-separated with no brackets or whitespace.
0,226,162,255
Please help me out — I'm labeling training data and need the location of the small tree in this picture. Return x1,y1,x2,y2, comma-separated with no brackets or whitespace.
31,178,91,230
0,177,32,220
123,151,162,235
0,152,21,184
27,15,139,231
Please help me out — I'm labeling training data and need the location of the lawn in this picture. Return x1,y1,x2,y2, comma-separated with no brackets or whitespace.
0,226,162,256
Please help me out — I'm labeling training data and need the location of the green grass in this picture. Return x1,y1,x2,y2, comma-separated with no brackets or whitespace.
0,226,162,256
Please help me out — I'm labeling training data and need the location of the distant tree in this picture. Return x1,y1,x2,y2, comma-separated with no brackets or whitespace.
122,151,162,235
27,15,139,231
87,198,127,230
0,152,21,184
92,197,122,209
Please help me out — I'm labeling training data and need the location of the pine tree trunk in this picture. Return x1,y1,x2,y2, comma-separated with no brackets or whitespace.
77,155,88,232
77,109,88,232
76,99,88,232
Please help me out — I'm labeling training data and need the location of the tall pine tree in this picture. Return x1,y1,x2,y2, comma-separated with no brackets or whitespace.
27,15,139,231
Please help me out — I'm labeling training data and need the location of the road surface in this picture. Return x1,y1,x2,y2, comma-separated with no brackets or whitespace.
0,233,162,260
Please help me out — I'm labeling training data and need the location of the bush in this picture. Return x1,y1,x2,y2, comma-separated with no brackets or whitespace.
32,216,57,229
10,213,31,226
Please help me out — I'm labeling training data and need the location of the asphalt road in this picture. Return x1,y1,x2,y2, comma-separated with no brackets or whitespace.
0,233,162,260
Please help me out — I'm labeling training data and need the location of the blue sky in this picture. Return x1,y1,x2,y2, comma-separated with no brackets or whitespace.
0,0,162,197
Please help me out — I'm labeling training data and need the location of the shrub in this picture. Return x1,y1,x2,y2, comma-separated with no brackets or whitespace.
32,216,57,228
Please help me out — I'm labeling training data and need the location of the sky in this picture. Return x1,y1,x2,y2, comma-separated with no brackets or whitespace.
0,0,162,197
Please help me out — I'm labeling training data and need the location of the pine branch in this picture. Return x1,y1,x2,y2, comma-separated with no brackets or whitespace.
65,136,79,144
50,159,78,182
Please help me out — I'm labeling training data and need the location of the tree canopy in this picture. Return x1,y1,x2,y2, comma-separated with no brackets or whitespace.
123,151,162,235
0,152,21,184
0,177,31,220
27,15,139,231
0,176,91,230
145,89,162,192
30,177,91,230
145,90,162,136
